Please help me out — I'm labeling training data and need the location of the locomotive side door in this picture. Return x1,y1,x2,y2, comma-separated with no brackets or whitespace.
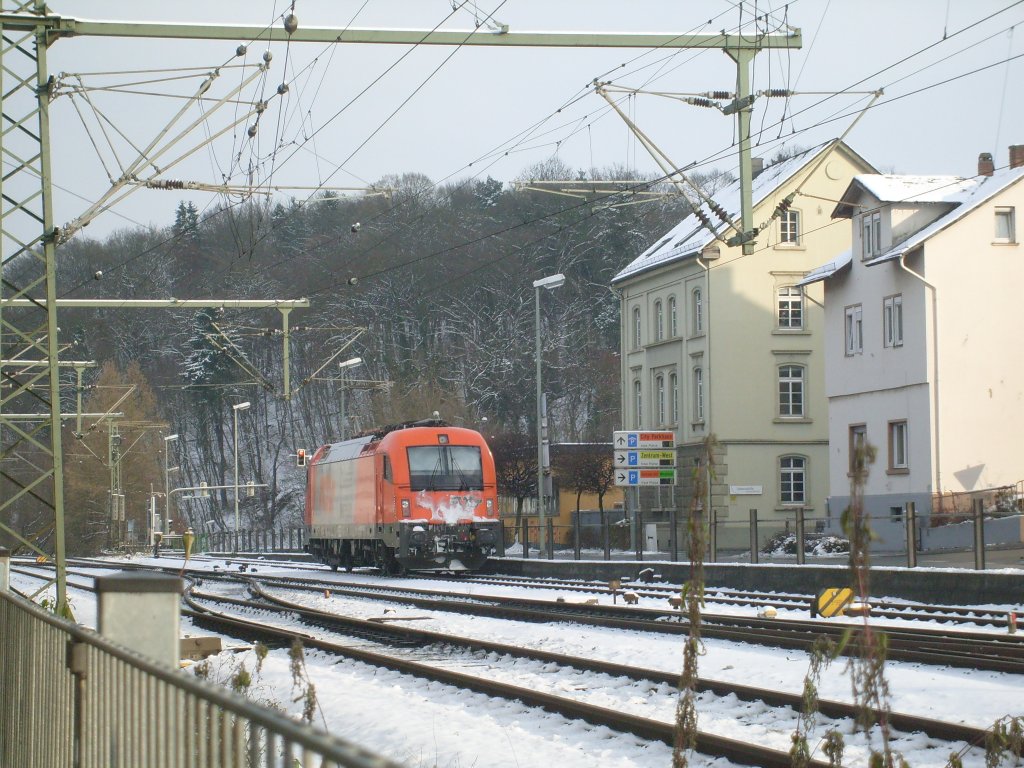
379,453,396,524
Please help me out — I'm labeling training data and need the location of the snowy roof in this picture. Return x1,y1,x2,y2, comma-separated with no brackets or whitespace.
612,141,848,284
831,174,977,218
797,248,851,286
865,164,1024,265
805,165,1024,280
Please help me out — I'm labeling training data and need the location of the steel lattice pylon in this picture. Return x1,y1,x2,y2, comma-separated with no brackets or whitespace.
0,0,69,612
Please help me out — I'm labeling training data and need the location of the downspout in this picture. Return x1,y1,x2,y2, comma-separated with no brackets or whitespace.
898,253,942,496
696,253,712,516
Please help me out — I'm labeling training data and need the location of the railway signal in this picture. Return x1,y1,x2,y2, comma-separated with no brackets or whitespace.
297,448,307,467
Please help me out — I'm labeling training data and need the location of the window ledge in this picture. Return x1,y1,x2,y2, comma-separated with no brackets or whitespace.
688,332,706,340
772,328,810,336
691,420,705,430
886,467,910,476
775,505,812,512
647,337,679,349
992,240,1018,246
774,417,812,424
773,244,806,251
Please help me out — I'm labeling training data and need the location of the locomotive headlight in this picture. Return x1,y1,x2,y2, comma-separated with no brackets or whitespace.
401,499,411,518
485,499,494,517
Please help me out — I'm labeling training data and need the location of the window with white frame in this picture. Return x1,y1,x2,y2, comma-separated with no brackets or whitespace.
692,288,703,334
862,211,881,258
656,374,666,425
778,365,805,418
995,206,1016,243
780,456,806,504
779,209,801,245
654,301,664,342
845,304,863,355
883,294,903,347
670,373,679,424
632,307,641,349
777,285,804,330
888,420,908,471
634,379,642,428
668,296,678,337
693,366,704,422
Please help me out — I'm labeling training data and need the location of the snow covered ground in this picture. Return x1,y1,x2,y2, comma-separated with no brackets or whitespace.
10,556,1024,767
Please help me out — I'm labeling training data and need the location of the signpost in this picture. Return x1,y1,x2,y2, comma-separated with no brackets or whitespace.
612,432,676,486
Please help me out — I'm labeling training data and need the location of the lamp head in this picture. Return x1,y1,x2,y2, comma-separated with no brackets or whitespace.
164,434,179,442
533,273,566,290
338,357,362,370
233,401,251,411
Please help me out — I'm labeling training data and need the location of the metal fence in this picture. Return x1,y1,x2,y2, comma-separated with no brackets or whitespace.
0,590,400,768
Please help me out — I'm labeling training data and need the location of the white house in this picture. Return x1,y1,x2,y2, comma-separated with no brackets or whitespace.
801,147,1024,548
612,140,875,545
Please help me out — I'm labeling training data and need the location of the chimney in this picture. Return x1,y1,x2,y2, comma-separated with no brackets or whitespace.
978,152,994,177
751,157,764,177
1010,145,1024,170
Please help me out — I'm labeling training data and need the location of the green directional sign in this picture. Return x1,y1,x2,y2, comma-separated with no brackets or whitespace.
614,449,676,468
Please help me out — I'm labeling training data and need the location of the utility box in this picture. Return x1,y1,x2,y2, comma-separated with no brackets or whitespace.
96,571,183,666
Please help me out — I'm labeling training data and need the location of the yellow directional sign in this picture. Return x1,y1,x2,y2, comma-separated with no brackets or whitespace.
614,449,676,468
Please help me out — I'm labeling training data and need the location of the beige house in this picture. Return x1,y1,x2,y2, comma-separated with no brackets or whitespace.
802,148,1024,549
611,140,875,545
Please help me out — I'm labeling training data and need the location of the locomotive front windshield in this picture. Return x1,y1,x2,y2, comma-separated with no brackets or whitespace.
407,445,484,491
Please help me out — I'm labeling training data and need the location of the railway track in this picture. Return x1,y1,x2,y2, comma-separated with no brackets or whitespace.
186,582,988,768
9,562,1002,766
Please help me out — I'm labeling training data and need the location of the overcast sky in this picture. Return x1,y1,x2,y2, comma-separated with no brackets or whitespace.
39,0,1024,239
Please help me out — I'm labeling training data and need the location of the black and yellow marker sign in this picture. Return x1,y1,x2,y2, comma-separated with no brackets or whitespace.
812,587,854,617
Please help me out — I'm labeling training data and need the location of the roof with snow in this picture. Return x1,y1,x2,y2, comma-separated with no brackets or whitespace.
612,140,864,284
797,249,851,286
804,164,1024,280
832,174,977,218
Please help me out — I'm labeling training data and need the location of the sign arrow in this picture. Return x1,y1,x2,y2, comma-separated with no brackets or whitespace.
615,436,625,446
616,454,625,464
617,472,627,483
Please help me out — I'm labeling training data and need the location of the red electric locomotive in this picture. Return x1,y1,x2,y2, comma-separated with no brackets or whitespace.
304,419,504,573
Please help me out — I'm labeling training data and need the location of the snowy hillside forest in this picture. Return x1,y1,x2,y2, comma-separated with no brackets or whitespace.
6,161,722,552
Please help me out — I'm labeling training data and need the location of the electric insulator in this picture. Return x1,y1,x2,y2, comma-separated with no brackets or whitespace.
686,97,716,109
263,50,273,64
283,14,298,34
247,125,258,138
255,101,267,114
236,45,247,57
765,89,791,98
277,82,289,95
709,91,731,100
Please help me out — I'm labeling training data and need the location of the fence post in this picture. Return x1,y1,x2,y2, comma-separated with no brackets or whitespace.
795,507,806,566
973,497,986,570
573,510,581,560
546,518,554,560
905,502,917,568
709,510,718,563
0,547,9,592
635,505,644,561
602,508,611,561
749,509,759,564
521,518,529,559
669,504,678,562
95,571,183,666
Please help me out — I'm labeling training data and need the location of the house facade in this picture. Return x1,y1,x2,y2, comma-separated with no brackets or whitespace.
612,141,875,545
802,148,1024,548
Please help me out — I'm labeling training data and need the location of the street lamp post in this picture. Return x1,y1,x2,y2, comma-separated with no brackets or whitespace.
232,401,250,553
337,357,362,440
533,273,565,560
163,434,178,537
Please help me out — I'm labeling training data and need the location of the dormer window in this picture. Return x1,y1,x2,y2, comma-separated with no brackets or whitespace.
862,211,881,258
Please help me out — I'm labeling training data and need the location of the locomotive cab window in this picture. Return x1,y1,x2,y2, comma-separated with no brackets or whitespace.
382,454,393,482
407,445,484,491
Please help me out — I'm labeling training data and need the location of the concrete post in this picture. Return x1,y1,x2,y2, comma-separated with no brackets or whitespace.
0,547,10,592
546,518,554,560
96,571,183,667
749,509,759,564
573,510,581,561
635,505,644,561
520,518,529,559
973,498,986,571
905,502,917,568
669,505,678,562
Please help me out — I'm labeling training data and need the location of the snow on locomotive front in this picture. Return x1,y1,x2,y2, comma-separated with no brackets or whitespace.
305,421,504,573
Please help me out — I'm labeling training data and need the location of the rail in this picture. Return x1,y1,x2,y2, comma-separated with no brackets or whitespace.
0,589,400,768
